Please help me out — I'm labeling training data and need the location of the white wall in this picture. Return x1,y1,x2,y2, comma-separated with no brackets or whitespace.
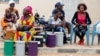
82,0,100,25
0,0,100,24
62,0,82,22
0,0,58,21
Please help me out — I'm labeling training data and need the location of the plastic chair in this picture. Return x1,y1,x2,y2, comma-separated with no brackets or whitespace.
70,24,74,44
92,21,100,45
70,24,90,45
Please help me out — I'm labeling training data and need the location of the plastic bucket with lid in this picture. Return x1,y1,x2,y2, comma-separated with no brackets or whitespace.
28,41,38,56
54,32,64,46
15,41,25,56
46,33,56,47
4,40,14,56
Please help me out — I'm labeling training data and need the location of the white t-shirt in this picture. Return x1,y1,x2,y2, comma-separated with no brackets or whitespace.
48,17,61,25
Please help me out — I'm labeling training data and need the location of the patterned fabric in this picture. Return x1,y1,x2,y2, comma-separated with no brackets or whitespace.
1,18,8,29
19,16,34,26
14,16,36,42
1,17,15,30
5,8,18,15
5,7,18,22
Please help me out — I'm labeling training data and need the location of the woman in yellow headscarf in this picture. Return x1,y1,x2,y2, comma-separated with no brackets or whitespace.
14,6,36,42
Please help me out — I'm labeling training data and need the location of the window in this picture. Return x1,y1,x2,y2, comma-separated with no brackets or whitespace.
0,0,19,4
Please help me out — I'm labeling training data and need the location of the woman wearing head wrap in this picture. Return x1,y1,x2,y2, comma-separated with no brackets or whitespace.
26,6,33,15
5,0,19,23
14,6,36,42
1,10,14,30
1,9,16,39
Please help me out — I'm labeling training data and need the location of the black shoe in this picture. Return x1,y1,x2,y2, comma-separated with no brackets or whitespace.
63,41,68,44
67,37,70,41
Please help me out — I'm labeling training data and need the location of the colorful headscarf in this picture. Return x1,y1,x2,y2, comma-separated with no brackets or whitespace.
24,6,33,15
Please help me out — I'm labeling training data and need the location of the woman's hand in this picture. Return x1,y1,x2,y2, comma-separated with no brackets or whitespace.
4,18,12,22
75,23,79,26
82,24,87,27
7,23,13,27
17,24,23,29
61,21,66,28
56,23,61,26
16,24,23,31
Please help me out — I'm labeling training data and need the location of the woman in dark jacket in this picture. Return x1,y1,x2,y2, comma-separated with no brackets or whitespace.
71,3,92,45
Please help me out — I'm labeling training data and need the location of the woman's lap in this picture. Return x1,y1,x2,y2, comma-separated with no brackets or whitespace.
74,26,87,34
14,30,36,42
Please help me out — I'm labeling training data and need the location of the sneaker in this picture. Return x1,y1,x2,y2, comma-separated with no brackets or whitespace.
63,41,68,44
80,39,84,45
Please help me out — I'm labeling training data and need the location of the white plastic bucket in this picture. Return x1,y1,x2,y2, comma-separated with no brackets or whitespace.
15,41,25,56
54,32,64,46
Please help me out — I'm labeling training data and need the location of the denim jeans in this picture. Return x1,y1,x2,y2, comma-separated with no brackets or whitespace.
74,26,87,40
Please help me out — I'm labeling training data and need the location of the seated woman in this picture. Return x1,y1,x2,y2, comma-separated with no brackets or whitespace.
48,10,68,44
6,0,19,21
71,3,92,45
14,6,36,42
1,9,16,29
1,9,16,39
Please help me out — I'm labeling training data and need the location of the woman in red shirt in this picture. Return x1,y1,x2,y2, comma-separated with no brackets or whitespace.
71,3,92,45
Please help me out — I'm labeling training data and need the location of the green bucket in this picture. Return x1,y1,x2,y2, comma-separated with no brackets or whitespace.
4,40,14,56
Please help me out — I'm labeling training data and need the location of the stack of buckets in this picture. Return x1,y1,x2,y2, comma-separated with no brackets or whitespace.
4,40,38,56
4,32,64,56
